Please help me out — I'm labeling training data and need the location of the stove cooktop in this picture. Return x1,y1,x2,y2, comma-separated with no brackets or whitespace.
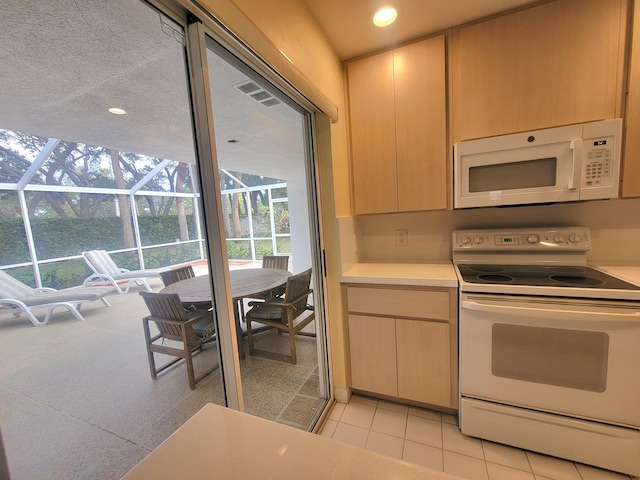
456,264,640,290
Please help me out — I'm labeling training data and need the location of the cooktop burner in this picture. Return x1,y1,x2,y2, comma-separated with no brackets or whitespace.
457,264,640,290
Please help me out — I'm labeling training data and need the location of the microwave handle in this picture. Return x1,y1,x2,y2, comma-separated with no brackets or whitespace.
568,139,582,190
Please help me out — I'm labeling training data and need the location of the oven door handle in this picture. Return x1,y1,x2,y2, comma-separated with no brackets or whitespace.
462,298,640,323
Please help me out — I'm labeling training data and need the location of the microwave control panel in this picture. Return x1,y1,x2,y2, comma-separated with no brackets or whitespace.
583,135,615,187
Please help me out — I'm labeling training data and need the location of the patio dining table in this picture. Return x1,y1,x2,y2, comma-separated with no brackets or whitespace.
159,268,291,357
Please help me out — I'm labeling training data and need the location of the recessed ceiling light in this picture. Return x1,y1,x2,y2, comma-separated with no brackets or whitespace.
373,6,398,27
108,107,126,115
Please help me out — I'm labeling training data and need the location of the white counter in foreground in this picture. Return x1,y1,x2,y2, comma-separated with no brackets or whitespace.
341,262,458,287
122,403,463,480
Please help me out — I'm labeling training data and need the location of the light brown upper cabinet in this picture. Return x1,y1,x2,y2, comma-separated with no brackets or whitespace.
622,0,640,198
451,0,627,143
347,35,447,215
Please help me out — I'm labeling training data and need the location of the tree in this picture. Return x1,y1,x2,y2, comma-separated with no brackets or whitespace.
231,172,244,238
175,162,190,241
110,149,135,248
218,170,285,239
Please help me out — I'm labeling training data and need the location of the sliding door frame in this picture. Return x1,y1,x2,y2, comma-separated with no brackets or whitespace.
147,0,332,417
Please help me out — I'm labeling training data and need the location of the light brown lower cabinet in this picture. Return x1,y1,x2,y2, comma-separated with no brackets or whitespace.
345,285,458,409
348,314,397,397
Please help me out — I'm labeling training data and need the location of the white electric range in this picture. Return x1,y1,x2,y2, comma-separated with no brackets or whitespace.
453,226,640,476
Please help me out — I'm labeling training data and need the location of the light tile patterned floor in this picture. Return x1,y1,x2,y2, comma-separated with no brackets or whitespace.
319,395,636,480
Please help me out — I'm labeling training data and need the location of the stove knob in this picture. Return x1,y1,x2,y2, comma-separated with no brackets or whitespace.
527,235,539,244
569,233,582,243
473,236,484,245
459,235,471,245
554,234,566,243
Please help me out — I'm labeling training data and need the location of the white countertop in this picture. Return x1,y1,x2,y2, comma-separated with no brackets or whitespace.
122,403,463,480
593,264,640,287
341,262,458,287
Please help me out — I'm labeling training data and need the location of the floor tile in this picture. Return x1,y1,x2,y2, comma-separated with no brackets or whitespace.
527,452,581,480
339,401,376,429
328,402,345,421
408,406,442,422
318,397,637,480
442,422,484,459
405,414,442,448
365,430,404,459
487,462,536,480
331,422,369,448
482,440,531,472
350,395,378,407
444,450,489,480
370,407,407,438
442,413,459,425
377,399,408,413
319,419,337,438
403,440,443,471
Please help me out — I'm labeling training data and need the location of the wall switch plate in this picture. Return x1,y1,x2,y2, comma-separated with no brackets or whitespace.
396,229,408,247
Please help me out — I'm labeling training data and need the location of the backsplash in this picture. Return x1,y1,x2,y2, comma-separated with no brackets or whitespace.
340,197,640,264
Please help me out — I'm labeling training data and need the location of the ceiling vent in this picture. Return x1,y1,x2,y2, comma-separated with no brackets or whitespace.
235,81,282,108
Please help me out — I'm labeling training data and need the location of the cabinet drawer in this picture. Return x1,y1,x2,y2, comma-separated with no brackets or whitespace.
347,286,449,320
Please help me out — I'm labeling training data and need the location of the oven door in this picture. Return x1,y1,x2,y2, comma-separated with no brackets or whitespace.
459,293,640,427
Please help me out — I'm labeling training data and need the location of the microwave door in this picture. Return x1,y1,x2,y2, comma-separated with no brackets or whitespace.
455,139,580,208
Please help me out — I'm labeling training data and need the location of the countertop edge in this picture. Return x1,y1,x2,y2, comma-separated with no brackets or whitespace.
340,262,458,288
340,275,458,287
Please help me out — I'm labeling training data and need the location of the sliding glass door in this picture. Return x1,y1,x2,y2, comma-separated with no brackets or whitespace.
183,12,329,424
201,36,329,428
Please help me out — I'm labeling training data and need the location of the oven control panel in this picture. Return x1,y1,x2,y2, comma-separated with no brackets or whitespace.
453,227,591,251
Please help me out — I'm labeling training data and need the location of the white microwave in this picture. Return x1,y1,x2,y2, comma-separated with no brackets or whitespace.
453,119,622,209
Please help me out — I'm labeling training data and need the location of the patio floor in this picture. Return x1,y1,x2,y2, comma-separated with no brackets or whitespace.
0,267,323,480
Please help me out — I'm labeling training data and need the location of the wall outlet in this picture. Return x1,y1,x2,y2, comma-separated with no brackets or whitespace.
396,229,408,247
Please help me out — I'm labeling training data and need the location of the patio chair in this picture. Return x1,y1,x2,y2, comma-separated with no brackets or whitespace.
160,265,195,287
82,250,165,294
262,255,289,271
140,291,217,390
260,255,289,298
244,268,315,364
0,269,113,327
240,255,290,321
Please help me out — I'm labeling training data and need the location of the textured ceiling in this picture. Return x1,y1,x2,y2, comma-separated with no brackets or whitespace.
1,0,195,162
0,0,303,180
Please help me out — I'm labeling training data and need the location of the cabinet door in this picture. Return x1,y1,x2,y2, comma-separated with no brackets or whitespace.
454,0,626,141
347,52,397,214
348,314,397,396
396,319,451,407
395,36,447,211
623,0,640,198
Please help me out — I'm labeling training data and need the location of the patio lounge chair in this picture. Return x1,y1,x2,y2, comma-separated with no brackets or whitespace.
0,269,113,326
82,250,166,294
